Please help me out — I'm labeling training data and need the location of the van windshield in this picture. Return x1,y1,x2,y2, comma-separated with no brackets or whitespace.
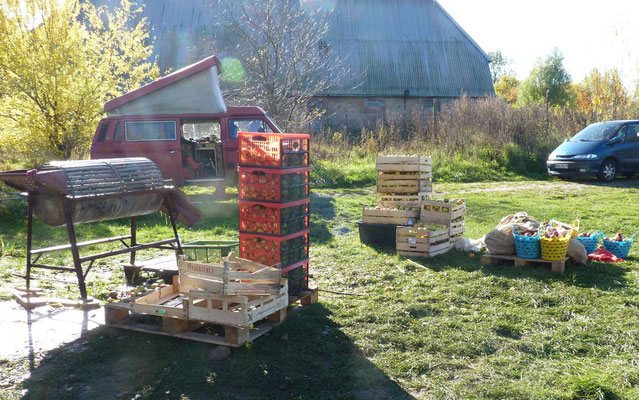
571,122,621,141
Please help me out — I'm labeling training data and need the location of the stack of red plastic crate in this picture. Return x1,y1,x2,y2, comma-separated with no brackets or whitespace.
238,132,311,295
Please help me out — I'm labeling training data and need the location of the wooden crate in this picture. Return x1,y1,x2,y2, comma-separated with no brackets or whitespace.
396,225,451,257
449,217,465,236
421,199,466,224
129,275,289,328
104,287,319,347
376,175,433,194
179,253,282,296
377,192,429,208
362,208,419,225
375,156,432,172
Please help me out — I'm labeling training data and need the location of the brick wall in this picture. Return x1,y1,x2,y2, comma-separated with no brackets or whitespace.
312,96,451,131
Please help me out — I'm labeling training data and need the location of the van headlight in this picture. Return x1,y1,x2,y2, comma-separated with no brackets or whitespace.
572,154,598,159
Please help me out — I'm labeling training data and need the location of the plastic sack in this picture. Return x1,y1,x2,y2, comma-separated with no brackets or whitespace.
454,237,486,252
588,248,625,263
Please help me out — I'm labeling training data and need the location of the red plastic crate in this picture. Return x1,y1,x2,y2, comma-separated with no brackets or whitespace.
283,261,309,295
239,132,310,168
239,198,310,236
239,229,309,268
239,166,309,203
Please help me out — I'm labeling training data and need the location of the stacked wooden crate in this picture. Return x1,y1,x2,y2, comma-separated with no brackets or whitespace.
420,198,466,245
362,155,432,226
376,155,433,196
238,132,311,295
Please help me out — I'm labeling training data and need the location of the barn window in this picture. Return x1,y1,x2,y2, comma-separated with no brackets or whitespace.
364,100,385,110
424,99,434,113
318,39,328,54
364,100,385,127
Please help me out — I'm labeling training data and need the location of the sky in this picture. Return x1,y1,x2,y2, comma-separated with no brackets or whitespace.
437,0,639,87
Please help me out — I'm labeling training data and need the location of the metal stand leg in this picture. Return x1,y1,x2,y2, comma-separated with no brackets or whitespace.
25,194,33,290
62,199,87,299
130,216,137,265
165,195,183,255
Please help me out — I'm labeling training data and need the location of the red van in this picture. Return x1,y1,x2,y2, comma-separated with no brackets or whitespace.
90,56,282,186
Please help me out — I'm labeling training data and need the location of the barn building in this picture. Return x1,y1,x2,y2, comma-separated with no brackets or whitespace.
93,0,494,130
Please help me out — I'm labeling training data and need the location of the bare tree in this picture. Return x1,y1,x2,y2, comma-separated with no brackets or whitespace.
488,50,514,84
213,0,347,131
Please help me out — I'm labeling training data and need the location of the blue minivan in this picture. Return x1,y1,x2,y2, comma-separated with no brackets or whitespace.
547,120,639,181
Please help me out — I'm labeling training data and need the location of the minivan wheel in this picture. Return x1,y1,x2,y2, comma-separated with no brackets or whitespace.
598,159,617,182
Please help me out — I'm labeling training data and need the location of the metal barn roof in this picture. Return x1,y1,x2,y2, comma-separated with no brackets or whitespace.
91,0,494,98
322,0,494,97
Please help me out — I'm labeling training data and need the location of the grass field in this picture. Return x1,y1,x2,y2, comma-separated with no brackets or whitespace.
1,179,638,399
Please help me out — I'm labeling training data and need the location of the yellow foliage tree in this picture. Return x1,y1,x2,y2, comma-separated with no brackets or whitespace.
0,0,159,165
494,75,519,105
575,69,630,121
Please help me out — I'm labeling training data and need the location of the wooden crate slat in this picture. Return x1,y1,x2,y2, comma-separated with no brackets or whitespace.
377,172,432,180
377,193,429,208
396,242,431,252
376,156,432,173
377,182,432,194
362,216,417,225
396,235,431,245
363,208,419,218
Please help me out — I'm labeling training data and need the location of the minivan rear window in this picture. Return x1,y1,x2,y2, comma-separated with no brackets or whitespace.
96,123,109,142
125,121,177,141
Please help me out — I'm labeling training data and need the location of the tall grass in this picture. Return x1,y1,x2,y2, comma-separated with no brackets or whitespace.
311,96,606,187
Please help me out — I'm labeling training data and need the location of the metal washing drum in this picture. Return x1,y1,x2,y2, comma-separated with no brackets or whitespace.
0,158,168,226
0,157,199,300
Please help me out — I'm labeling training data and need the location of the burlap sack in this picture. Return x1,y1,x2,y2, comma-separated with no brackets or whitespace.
485,228,515,255
567,238,588,264
485,212,540,255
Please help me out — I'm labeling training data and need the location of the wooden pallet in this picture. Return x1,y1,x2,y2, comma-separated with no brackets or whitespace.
104,288,319,347
362,208,419,225
480,254,568,274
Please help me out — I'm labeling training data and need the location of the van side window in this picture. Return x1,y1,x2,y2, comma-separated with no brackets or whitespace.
228,119,273,139
113,122,121,142
125,121,177,141
97,123,109,142
625,124,639,142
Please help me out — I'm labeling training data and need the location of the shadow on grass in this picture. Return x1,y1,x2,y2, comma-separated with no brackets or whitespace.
310,196,335,245
21,304,414,400
559,176,639,189
360,240,630,290
410,250,630,290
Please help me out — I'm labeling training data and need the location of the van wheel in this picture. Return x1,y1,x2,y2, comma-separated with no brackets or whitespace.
598,159,617,182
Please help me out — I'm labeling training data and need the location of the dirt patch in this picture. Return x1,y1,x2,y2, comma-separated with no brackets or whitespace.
0,301,104,361
440,178,639,194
